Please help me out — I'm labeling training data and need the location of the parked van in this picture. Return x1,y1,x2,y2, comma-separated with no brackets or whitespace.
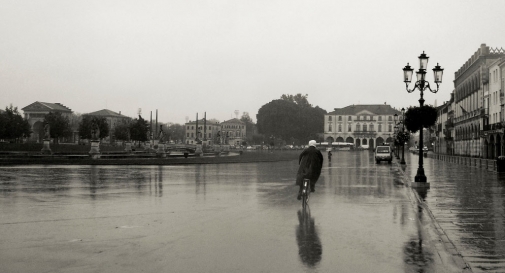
375,145,392,164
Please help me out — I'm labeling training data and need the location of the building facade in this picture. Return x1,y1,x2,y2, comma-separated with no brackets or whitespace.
184,119,221,145
452,44,505,158
220,118,246,146
21,101,73,143
83,109,130,143
323,104,401,149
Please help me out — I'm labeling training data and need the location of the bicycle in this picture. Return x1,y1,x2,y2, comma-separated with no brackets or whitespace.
301,178,311,207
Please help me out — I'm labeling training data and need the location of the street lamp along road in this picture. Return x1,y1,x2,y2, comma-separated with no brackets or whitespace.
400,108,406,165
394,122,400,159
403,51,444,186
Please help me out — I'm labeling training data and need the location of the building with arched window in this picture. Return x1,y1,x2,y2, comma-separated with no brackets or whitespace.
323,104,401,149
22,101,73,143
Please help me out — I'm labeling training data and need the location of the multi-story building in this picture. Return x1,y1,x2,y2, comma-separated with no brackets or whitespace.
482,56,505,158
21,101,73,143
220,118,246,146
434,95,455,155
323,104,401,149
83,109,130,143
452,44,505,158
184,119,221,145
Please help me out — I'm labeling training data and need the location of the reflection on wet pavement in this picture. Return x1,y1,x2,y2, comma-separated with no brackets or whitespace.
296,207,322,267
0,152,460,272
403,152,505,272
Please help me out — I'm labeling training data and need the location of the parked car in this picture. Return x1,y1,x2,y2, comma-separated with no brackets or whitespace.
357,144,369,150
375,145,392,164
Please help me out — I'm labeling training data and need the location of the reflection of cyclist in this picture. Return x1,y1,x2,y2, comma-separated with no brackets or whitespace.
327,150,332,162
296,140,323,200
296,209,322,267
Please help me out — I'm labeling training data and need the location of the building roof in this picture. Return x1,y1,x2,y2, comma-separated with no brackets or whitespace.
185,119,220,125
84,109,128,118
221,118,245,124
327,104,401,116
22,101,72,112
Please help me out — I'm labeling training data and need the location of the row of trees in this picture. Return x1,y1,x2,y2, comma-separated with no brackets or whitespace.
0,105,187,144
0,105,31,142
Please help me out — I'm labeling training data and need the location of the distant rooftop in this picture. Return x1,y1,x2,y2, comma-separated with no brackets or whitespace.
22,101,72,112
84,109,128,118
328,104,401,116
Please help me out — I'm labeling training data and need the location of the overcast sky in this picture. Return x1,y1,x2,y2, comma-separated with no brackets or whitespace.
2,0,505,124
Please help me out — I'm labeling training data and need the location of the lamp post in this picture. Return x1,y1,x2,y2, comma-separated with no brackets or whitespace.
403,51,444,185
400,107,406,165
394,114,399,158
394,124,399,159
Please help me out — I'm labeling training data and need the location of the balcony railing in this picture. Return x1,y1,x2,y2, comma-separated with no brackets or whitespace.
445,119,454,128
483,122,504,131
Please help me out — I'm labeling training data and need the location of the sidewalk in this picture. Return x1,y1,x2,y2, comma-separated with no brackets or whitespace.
398,152,505,272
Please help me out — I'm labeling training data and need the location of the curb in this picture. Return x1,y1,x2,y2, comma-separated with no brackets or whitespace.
395,161,472,273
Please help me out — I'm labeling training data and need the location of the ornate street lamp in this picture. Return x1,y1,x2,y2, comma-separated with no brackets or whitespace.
403,51,444,185
400,107,406,165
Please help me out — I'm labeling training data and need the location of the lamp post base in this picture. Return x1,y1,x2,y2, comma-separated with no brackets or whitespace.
414,174,427,182
411,181,430,188
400,159,406,165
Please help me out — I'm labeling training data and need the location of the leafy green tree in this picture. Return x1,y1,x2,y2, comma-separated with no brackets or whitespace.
0,105,31,142
130,115,149,143
113,120,131,142
257,95,326,144
78,116,109,140
280,93,311,108
166,123,185,143
44,112,72,144
240,112,253,123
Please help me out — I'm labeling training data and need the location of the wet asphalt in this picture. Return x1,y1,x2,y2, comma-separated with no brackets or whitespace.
0,151,486,272
401,152,505,272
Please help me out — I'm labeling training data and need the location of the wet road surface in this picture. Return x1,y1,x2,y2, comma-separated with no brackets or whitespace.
0,151,462,272
402,152,505,272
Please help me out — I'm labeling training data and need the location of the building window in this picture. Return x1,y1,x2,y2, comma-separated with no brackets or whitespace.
187,133,189,137
191,133,194,137
363,124,367,131
370,124,374,131
378,116,382,121
348,116,352,121
388,116,392,121
388,125,392,132
328,116,332,121
356,124,361,131
328,124,332,132
348,124,352,132
338,116,342,121
338,124,342,132
378,124,382,132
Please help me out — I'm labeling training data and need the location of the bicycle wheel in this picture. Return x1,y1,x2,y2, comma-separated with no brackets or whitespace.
302,179,309,207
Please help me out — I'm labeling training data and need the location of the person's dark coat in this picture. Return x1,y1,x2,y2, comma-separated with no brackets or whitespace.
296,146,323,186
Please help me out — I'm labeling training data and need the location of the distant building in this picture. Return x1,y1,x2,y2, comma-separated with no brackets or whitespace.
452,44,505,158
21,101,73,143
324,104,401,149
220,118,246,146
184,118,247,146
184,119,221,145
83,109,130,143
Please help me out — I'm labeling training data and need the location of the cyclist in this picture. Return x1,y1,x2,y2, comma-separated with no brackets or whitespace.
328,150,332,163
296,140,323,200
